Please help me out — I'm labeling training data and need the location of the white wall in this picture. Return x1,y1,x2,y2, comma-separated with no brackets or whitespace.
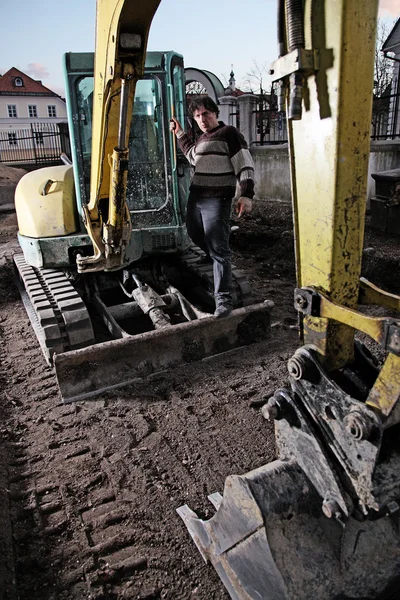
0,95,67,131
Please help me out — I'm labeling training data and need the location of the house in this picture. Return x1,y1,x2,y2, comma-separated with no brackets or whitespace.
0,67,68,164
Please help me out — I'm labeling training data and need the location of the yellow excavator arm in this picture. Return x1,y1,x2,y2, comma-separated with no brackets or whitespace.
178,1,400,598
78,0,161,272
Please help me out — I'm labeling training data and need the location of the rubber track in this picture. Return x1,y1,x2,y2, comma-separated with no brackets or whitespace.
179,245,253,307
13,254,94,365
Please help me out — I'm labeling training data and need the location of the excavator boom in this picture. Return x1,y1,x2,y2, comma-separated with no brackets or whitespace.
79,0,162,271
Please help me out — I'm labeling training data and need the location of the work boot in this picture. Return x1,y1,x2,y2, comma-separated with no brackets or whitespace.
214,294,233,318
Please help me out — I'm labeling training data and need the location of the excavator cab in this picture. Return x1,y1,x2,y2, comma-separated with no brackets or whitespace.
16,50,191,270
66,51,190,254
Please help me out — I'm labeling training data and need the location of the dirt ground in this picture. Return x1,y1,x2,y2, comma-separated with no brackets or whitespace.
0,170,399,599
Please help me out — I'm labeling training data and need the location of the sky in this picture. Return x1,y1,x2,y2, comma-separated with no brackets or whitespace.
0,0,398,98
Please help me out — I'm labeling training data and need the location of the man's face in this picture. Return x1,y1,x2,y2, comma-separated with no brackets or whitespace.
192,106,219,133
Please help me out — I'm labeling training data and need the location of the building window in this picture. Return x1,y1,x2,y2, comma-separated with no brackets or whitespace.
34,132,44,146
7,105,17,118
8,133,17,146
48,105,57,118
14,77,23,87
28,105,38,118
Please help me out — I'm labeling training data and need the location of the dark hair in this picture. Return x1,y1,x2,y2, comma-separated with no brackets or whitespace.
189,96,219,118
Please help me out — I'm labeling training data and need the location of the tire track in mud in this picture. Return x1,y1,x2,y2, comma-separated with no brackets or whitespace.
0,260,226,599
0,314,18,600
0,257,298,599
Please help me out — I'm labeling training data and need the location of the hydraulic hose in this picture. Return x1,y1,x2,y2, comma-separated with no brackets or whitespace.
277,0,286,57
276,0,287,112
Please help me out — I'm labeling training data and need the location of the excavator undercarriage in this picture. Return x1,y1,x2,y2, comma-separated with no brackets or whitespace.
14,247,270,402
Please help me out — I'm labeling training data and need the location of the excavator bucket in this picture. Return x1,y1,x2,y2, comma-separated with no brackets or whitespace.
55,301,272,403
177,458,400,600
177,348,400,599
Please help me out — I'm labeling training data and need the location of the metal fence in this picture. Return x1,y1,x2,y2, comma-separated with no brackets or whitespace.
0,122,71,165
371,76,400,140
254,109,287,144
252,81,400,145
252,88,288,145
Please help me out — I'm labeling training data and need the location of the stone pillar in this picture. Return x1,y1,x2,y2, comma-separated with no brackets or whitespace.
237,94,257,145
218,96,238,128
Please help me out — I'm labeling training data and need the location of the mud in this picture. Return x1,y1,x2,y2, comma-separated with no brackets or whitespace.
0,183,399,599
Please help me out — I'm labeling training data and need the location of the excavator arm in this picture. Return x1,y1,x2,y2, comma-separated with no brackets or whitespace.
178,1,400,598
77,0,162,272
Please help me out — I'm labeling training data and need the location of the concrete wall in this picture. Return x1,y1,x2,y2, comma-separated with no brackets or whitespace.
251,140,400,203
250,144,291,202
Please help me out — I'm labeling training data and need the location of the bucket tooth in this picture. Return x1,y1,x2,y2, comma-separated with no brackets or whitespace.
207,492,223,510
177,460,301,600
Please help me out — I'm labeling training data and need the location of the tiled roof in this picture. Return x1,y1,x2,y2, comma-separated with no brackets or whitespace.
224,87,248,97
0,67,58,96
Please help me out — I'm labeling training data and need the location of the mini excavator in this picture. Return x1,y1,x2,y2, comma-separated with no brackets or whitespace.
177,0,400,599
13,0,270,402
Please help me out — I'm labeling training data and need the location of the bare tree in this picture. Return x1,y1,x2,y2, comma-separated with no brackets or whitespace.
372,18,396,139
242,60,270,95
242,60,283,144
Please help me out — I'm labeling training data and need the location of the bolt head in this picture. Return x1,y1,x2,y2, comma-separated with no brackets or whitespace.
343,411,372,441
295,295,307,308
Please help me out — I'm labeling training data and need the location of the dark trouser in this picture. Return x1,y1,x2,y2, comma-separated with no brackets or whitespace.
186,193,232,301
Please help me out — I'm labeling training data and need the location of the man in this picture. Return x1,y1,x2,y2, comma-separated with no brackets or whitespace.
170,97,255,317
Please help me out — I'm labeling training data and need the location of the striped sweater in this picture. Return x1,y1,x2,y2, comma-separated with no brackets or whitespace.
178,122,255,199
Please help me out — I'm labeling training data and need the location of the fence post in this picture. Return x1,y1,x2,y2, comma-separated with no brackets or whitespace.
58,122,71,157
218,95,238,128
30,123,38,164
237,94,257,145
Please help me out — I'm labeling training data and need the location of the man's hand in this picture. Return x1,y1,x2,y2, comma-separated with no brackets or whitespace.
235,197,253,218
169,117,183,136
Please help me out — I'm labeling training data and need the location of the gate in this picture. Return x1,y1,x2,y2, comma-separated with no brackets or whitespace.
252,86,288,145
0,123,71,165
371,75,400,140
